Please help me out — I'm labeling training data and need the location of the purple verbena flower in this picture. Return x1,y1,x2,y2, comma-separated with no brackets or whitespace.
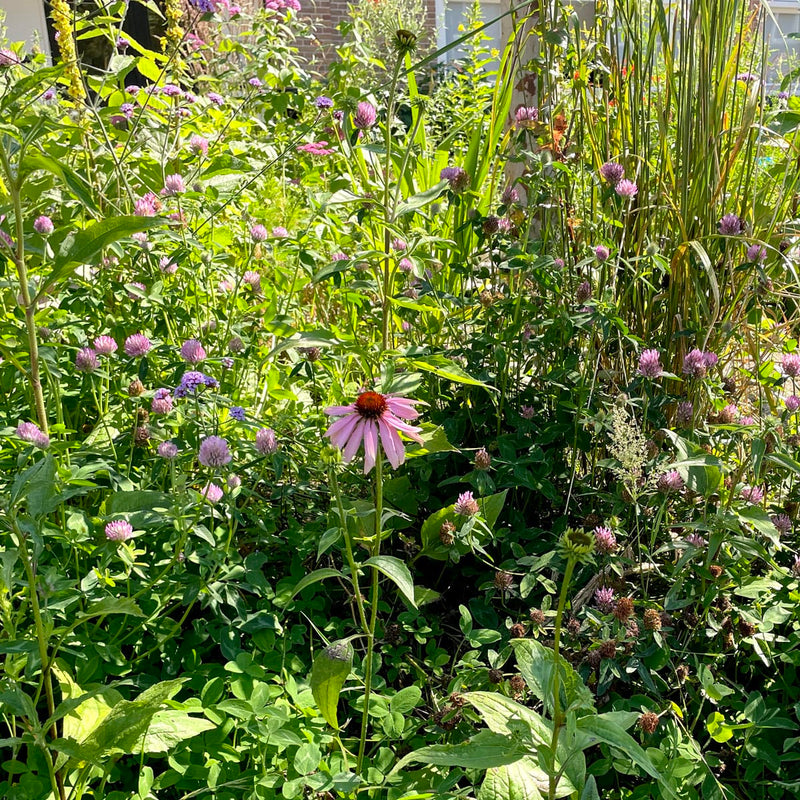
315,95,334,109
229,406,246,421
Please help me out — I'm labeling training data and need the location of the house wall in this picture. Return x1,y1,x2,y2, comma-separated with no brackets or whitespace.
0,0,51,56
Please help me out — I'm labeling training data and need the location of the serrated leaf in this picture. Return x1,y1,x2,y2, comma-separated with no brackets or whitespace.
310,640,353,729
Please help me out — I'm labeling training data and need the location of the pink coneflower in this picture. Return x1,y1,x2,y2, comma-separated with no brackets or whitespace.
595,586,616,613
134,192,160,217
17,421,50,449
638,349,663,378
201,482,224,503
454,491,479,516
741,485,764,504
353,101,377,130
158,441,178,459
34,216,54,235
189,134,209,156
105,520,133,541
151,388,173,415
255,427,278,454
325,392,423,473
180,339,206,364
198,435,232,467
162,174,186,196
657,470,684,493
615,179,638,198
124,333,151,357
599,162,625,184
594,526,617,554
93,335,117,355
75,348,99,373
786,395,800,413
782,353,800,377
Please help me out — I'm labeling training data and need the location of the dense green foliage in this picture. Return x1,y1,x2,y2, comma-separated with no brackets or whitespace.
2,1,800,799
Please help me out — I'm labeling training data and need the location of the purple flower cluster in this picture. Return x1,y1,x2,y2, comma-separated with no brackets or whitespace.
256,427,278,454
682,348,717,378
105,520,133,541
595,586,615,612
454,491,479,516
17,421,50,449
151,388,173,415
599,161,625,184
782,353,800,377
657,470,685,493
175,370,218,398
718,213,743,236
180,339,207,364
440,166,470,193
353,101,376,130
594,526,617,554
638,349,663,378
198,435,232,467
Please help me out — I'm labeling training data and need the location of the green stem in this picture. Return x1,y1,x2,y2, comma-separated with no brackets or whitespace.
548,554,576,800
357,450,383,774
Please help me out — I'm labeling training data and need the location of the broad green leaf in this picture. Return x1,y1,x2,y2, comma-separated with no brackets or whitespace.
390,686,422,714
396,180,448,216
406,426,457,459
41,216,163,298
411,355,490,388
139,710,215,752
364,555,417,608
25,453,57,517
512,639,595,714
294,741,322,774
268,330,342,358
391,730,528,773
81,597,144,620
289,568,343,600
310,640,353,729
576,714,679,799
22,153,98,214
479,759,547,800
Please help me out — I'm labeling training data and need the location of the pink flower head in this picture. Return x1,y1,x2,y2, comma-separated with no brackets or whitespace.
180,339,207,364
718,213,743,236
599,161,625,184
250,224,268,242
124,333,151,357
676,401,693,426
134,192,160,217
75,348,99,373
151,388,173,415
353,101,377,130
272,226,289,238
786,395,800,413
741,485,764,504
772,514,792,536
520,405,535,419
201,482,224,504
17,421,50,449
198,435,232,467
783,353,800,377
34,216,54,235
189,134,209,156
682,348,717,379
657,469,684,493
594,586,616,613
105,520,133,541
0,48,20,66
93,335,117,355
685,532,707,548
454,490,480,516
615,179,638,198
297,141,335,156
162,174,186,196
158,441,178,459
594,526,617,554
746,243,767,262
594,245,610,262
514,105,538,124
243,270,261,289
255,427,278,454
159,256,178,274
638,349,663,378
325,391,423,473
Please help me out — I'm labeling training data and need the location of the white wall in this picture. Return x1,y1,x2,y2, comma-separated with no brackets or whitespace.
0,0,51,57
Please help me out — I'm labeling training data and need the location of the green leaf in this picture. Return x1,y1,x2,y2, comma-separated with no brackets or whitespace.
268,330,342,358
310,640,353,729
139,710,215,752
294,741,322,774
22,153,98,214
80,597,144,620
25,454,57,517
390,686,422,714
410,355,491,388
391,730,528,773
479,760,547,800
288,568,343,600
41,216,163,298
363,555,417,608
396,180,448,216
406,425,457,459
576,713,679,799
512,639,595,715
